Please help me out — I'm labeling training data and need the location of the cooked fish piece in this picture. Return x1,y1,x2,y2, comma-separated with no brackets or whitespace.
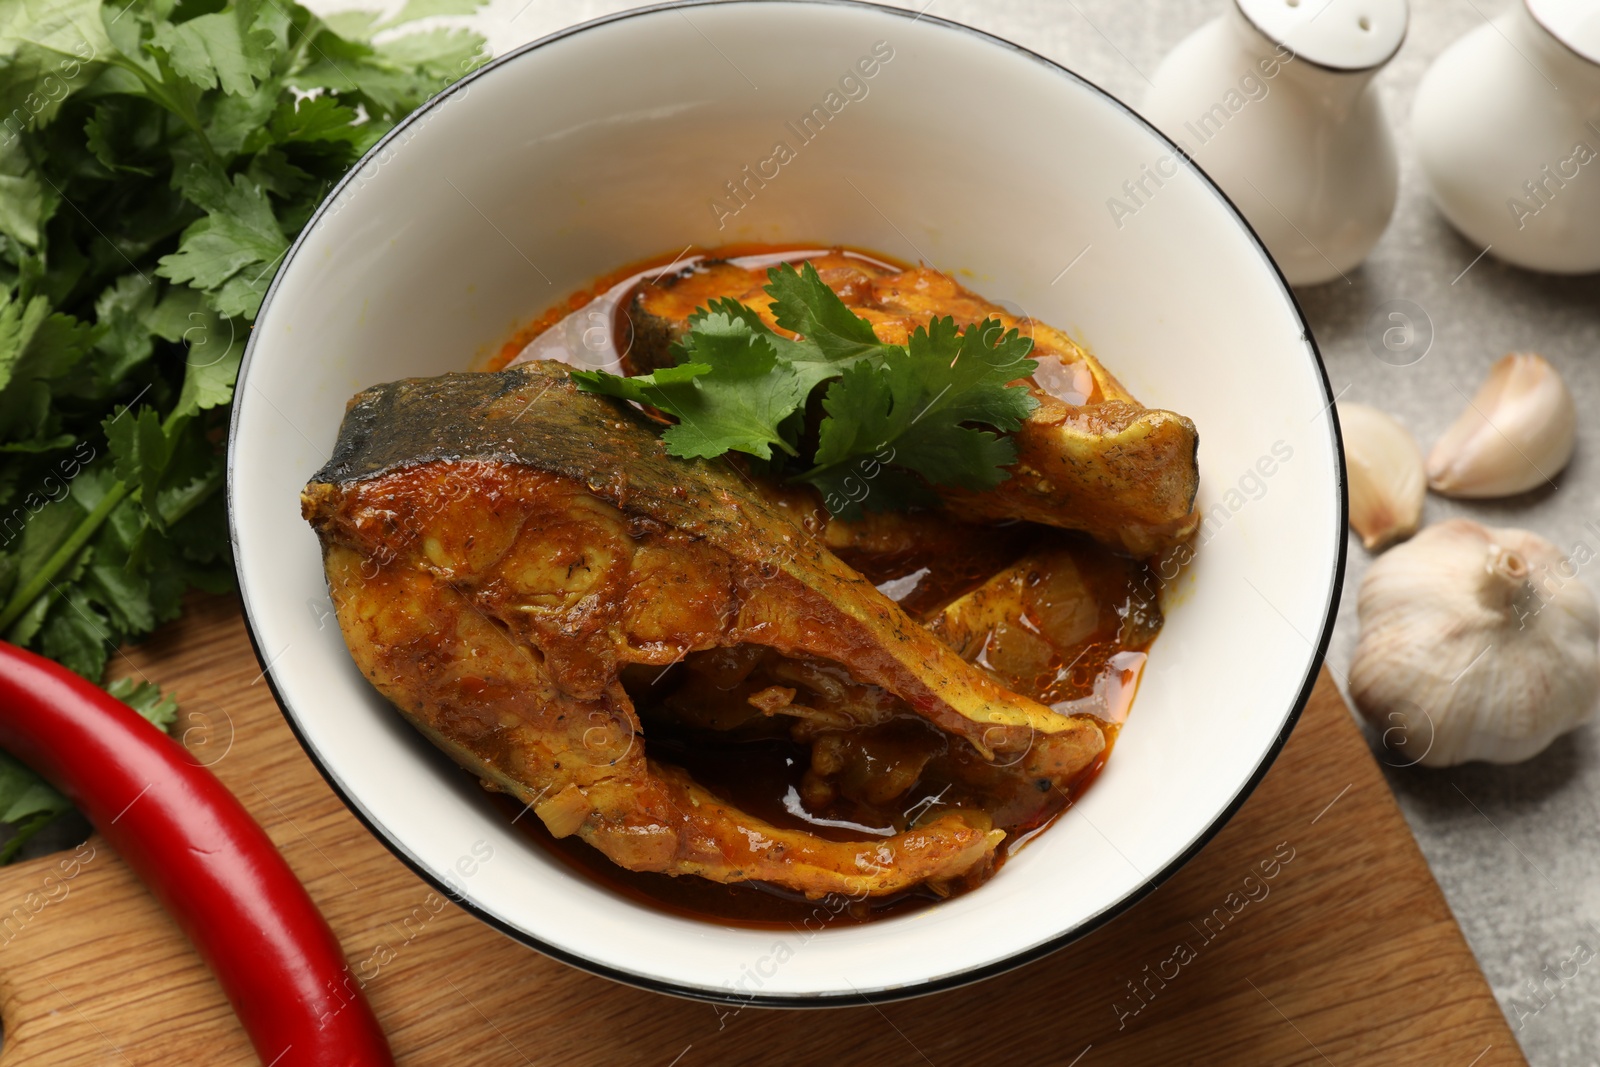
320,544,998,896
628,254,1201,555
930,541,1162,707
304,361,1104,896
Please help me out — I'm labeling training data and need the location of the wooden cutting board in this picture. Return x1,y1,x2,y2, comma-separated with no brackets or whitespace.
0,593,1520,1065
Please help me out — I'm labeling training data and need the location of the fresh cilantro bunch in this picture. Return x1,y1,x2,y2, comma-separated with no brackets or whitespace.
0,0,486,856
573,263,1040,520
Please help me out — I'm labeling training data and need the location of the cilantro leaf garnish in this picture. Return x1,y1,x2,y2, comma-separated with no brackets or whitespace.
573,264,1039,518
763,261,899,365
803,316,1037,518
575,272,863,463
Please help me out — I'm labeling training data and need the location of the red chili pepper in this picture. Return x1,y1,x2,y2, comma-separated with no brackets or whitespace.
0,640,394,1066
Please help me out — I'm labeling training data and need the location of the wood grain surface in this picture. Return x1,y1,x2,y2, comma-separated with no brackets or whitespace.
0,594,1521,1065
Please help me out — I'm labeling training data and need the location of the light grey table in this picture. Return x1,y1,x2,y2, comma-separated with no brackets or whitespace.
183,0,1600,1062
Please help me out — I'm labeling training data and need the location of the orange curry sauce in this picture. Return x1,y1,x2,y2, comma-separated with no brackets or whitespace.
488,245,1164,927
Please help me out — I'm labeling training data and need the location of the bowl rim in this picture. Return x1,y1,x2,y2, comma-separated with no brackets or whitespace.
227,0,1348,1008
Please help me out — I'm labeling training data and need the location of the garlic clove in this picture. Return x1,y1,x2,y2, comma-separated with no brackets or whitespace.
1338,402,1425,551
1349,519,1600,767
1427,352,1575,498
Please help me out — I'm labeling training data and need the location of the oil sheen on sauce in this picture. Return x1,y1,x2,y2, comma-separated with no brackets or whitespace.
488,245,1166,928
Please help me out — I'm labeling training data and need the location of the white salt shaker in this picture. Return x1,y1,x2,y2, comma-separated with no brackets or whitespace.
1142,0,1407,286
1413,0,1600,274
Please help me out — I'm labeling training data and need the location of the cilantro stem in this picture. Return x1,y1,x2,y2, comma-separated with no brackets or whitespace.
796,458,845,480
0,394,216,638
0,481,130,635
0,457,225,636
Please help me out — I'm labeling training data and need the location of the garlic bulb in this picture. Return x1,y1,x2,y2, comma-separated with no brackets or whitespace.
1350,519,1600,766
1427,353,1575,498
1339,402,1424,551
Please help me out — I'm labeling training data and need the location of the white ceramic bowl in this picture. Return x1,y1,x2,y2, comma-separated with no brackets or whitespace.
229,0,1345,1005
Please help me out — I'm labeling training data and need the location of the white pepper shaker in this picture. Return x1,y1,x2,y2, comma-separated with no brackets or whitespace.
1413,0,1600,275
1142,0,1407,286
